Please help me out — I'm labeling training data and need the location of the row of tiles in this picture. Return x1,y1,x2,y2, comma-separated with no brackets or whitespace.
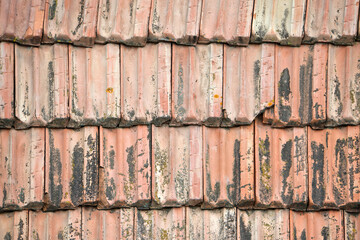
1,121,360,211
1,0,360,47
1,207,359,240
1,42,360,128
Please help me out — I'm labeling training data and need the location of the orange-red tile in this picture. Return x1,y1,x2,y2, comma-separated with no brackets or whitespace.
345,212,360,240
0,211,28,240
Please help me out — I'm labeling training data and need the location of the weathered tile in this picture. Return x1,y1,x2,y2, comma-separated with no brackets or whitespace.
199,0,253,45
149,0,202,45
99,126,151,208
29,209,81,239
69,44,120,128
0,211,28,240
345,212,360,240
304,0,359,44
308,126,360,210
186,207,236,240
327,43,360,126
223,44,275,126
0,42,14,128
251,0,306,46
43,0,99,46
255,119,308,209
82,207,134,239
96,0,152,46
273,44,328,127
172,44,223,126
45,127,99,210
262,107,275,125
203,125,254,208
290,210,344,240
238,209,290,240
0,128,45,211
0,0,45,45
135,208,186,240
121,43,171,126
152,125,202,207
15,44,69,129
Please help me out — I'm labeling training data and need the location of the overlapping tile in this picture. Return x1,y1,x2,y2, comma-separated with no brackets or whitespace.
255,120,308,209
15,44,69,129
304,0,359,44
0,42,14,128
152,125,202,208
0,128,45,211
345,212,360,240
203,125,254,209
0,0,45,45
121,43,171,126
172,44,223,126
223,44,274,126
199,0,254,45
0,211,28,240
44,127,99,210
69,44,120,128
99,126,151,209
308,126,360,210
149,0,202,45
96,0,152,46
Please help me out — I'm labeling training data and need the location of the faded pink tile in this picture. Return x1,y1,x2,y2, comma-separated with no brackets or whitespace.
345,212,360,240
0,211,28,240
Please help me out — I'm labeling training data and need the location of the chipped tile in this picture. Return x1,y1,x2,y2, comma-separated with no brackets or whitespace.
121,43,171,126
152,125,202,207
172,44,223,126
149,0,202,45
82,207,134,239
203,125,254,208
255,119,308,209
308,126,360,210
43,0,99,46
345,212,360,240
0,42,14,128
0,128,45,210
99,126,151,208
223,44,275,126
304,0,359,44
237,209,290,239
251,0,306,46
15,44,69,129
69,44,121,128
0,0,45,45
45,127,99,210
96,0,152,46
199,0,253,45
0,211,28,240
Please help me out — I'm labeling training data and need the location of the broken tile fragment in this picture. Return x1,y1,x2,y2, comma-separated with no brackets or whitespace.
0,211,28,240
345,212,360,240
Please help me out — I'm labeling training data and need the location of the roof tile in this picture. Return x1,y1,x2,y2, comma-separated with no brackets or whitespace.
345,212,360,240
0,211,28,240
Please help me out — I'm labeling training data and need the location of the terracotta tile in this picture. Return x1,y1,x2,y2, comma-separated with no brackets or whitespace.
237,209,290,240
199,0,253,45
45,127,99,210
255,119,308,209
290,210,344,240
251,0,306,46
223,44,275,126
149,0,202,45
327,43,360,126
121,43,171,126
345,212,360,240
308,126,360,210
99,126,151,208
0,42,14,128
29,209,81,239
82,207,134,239
186,207,236,239
0,128,45,211
152,125,202,207
15,44,69,129
69,44,120,128
0,0,45,45
203,125,254,208
96,0,151,46
0,211,28,239
43,0,99,46
135,207,186,239
172,44,223,126
304,0,359,44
